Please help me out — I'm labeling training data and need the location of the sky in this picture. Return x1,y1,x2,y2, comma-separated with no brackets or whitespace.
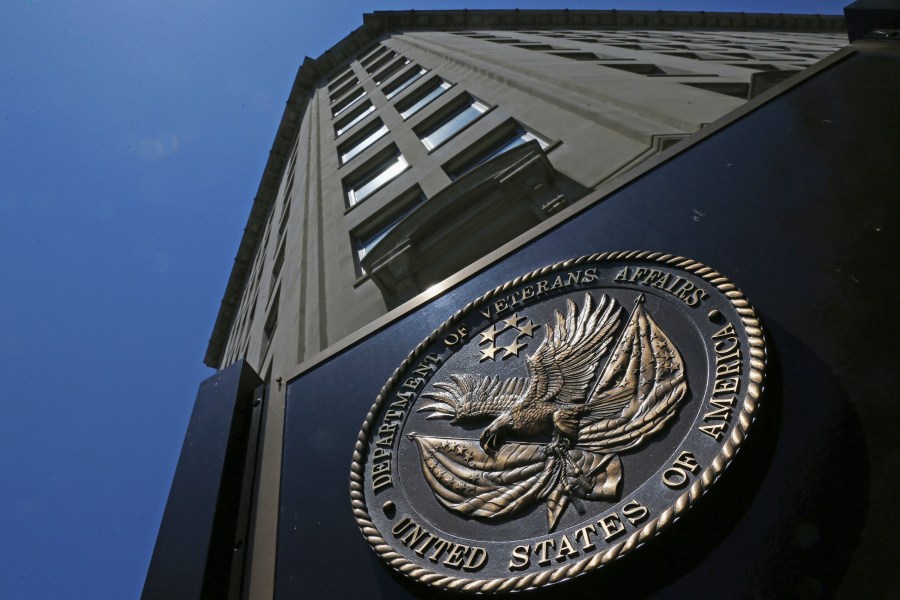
0,1,847,598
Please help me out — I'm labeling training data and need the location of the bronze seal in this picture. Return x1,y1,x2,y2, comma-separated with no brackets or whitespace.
351,252,766,592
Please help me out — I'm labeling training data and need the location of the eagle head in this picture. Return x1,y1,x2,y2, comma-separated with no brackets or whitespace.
480,412,514,454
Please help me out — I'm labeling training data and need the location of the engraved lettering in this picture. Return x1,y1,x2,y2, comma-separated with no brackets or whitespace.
598,513,626,541
509,545,531,571
663,451,700,489
394,390,415,406
581,267,598,283
712,322,737,339
443,326,469,347
622,500,649,526
428,539,451,563
630,268,648,282
403,377,424,390
662,468,688,488
674,451,700,473
614,267,630,282
641,269,662,285
714,377,739,394
443,544,468,569
384,409,403,421
703,405,732,421
555,534,578,560
575,524,597,551
666,275,685,293
652,271,671,289
391,516,413,537
464,547,488,571
534,539,555,566
414,534,436,557
714,336,739,354
686,288,709,307
699,421,728,441
674,280,696,300
400,524,429,549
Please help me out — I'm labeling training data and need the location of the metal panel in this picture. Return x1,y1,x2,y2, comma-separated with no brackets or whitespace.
278,42,900,598
143,360,263,600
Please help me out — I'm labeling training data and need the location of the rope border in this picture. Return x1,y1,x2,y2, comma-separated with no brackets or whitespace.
349,251,766,593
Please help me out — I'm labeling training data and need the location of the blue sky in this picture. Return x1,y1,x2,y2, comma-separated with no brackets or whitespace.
0,1,846,597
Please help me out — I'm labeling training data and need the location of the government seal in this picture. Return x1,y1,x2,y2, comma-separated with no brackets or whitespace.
350,252,766,592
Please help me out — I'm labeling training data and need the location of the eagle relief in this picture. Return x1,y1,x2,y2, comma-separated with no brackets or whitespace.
351,253,766,592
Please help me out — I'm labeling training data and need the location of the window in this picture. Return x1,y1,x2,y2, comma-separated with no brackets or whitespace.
329,77,359,103
513,44,557,51
278,198,290,239
261,292,279,359
417,95,489,151
445,124,549,180
329,68,355,91
338,121,389,165
360,45,391,69
354,191,428,272
383,66,427,99
270,239,286,295
373,57,411,85
335,102,374,137
365,50,398,74
549,51,601,61
345,150,409,206
397,78,452,120
332,88,366,117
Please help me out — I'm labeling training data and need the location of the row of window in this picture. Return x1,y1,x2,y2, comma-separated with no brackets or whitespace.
470,35,834,64
456,30,842,59
327,42,553,280
332,46,466,206
349,118,550,274
341,92,486,208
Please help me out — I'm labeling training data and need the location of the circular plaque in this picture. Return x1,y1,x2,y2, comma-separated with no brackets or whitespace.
351,252,766,592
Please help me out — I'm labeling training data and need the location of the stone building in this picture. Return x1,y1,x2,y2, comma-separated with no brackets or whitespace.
204,10,845,383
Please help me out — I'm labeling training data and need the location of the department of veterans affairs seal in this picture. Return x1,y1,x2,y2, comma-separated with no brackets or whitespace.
350,252,766,593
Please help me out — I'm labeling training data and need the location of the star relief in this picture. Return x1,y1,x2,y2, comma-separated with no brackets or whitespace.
502,338,526,359
479,344,501,361
478,312,540,362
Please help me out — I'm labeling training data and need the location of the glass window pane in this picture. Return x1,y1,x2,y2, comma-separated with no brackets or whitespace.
357,193,428,270
335,104,374,137
340,124,389,164
448,126,549,180
420,100,488,150
332,89,366,117
348,155,408,206
385,68,427,99
374,58,411,85
399,80,451,119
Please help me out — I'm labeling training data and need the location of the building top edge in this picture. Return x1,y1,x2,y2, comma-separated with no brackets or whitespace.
204,8,847,369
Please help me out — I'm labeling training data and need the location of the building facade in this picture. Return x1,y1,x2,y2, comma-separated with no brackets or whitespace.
204,11,845,384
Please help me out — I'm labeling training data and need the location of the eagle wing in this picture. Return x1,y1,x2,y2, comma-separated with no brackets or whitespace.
523,293,622,407
417,374,527,421
577,298,688,454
